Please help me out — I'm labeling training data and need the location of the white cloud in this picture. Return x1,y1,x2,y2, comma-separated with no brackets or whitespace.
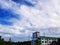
0,0,60,41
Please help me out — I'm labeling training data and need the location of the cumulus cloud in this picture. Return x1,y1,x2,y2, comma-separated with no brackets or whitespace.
0,0,60,41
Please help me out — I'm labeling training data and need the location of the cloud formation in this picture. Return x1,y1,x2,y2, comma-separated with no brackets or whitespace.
0,0,60,41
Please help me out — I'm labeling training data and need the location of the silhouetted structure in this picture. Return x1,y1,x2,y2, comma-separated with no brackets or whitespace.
0,32,60,45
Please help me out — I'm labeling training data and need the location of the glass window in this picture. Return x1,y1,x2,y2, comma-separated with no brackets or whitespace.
42,41,44,43
45,41,47,43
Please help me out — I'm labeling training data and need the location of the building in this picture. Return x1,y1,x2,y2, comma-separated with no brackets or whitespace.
32,32,40,40
32,32,59,45
39,36,58,45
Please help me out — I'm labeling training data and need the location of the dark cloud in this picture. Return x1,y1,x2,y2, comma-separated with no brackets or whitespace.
4,36,29,42
0,32,12,35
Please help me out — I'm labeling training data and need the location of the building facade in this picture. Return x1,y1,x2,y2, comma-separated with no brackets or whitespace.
32,32,58,45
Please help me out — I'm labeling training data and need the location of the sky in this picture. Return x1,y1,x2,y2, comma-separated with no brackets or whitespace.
0,0,60,42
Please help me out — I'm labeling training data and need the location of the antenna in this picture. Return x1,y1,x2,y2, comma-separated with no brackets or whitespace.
28,33,30,41
44,32,45,37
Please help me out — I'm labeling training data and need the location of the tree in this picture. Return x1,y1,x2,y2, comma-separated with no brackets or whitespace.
50,41,57,45
57,38,60,45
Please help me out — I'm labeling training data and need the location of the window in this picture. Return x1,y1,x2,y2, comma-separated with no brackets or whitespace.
42,41,44,43
45,41,47,43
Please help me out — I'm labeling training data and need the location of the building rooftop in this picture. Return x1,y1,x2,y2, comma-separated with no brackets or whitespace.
38,36,60,39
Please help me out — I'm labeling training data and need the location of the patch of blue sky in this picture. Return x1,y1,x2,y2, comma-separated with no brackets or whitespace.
0,8,20,20
12,0,34,6
0,7,20,26
0,20,13,26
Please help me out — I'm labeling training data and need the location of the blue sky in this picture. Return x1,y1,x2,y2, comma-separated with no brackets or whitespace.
0,0,60,42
